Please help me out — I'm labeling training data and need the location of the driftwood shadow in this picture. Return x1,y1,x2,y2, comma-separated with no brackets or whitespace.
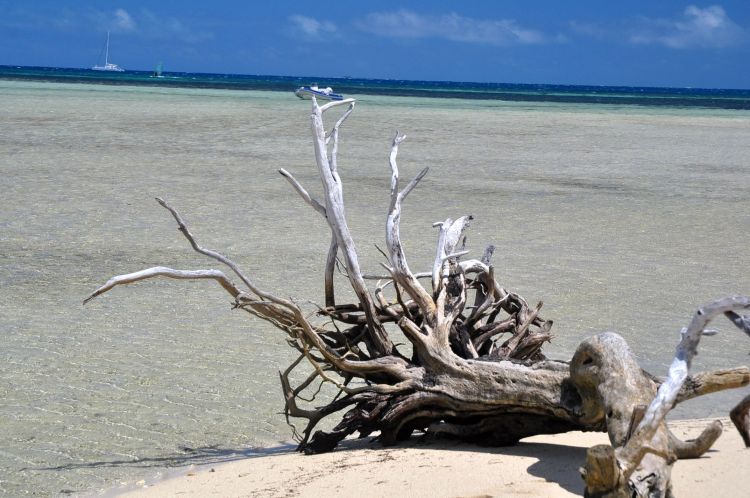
511,442,588,494
321,435,590,495
27,443,297,473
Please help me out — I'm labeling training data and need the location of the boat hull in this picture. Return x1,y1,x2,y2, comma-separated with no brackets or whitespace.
91,64,125,72
294,87,344,101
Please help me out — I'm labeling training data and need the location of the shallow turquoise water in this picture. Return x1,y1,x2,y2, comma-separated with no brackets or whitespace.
1,80,749,496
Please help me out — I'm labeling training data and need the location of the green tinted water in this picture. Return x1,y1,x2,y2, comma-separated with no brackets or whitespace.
1,81,749,496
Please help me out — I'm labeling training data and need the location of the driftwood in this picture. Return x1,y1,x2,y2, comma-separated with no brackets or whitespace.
578,298,750,497
85,97,749,497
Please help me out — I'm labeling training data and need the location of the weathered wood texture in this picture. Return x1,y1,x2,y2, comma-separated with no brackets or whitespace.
86,98,749,497
731,395,750,447
578,297,750,498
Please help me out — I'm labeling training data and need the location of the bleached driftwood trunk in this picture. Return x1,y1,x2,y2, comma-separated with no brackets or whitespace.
577,297,750,497
86,97,750,497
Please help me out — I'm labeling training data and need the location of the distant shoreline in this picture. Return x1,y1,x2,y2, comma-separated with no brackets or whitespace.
2,65,749,110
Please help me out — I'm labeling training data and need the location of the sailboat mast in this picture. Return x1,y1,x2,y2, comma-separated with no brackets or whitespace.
92,30,123,71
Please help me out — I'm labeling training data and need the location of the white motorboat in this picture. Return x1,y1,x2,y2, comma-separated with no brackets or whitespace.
294,84,343,101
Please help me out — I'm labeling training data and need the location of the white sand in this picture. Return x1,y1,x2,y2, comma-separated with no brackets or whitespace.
118,419,748,497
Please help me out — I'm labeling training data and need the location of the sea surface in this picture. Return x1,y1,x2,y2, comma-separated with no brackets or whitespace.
2,65,750,109
1,74,749,496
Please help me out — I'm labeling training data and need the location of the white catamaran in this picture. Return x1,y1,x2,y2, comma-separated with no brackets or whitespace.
92,31,124,72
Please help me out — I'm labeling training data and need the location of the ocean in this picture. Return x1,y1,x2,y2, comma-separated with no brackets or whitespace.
2,65,750,109
1,70,749,496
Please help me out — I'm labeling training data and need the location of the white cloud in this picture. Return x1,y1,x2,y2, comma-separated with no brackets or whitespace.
289,15,338,40
113,8,136,32
0,6,212,43
357,10,554,46
629,5,746,49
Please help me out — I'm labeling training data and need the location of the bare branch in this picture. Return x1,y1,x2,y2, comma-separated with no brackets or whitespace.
155,197,290,307
443,216,472,255
388,132,407,211
385,132,436,320
725,310,750,337
675,367,750,403
84,266,241,304
730,394,750,447
327,102,355,178
278,168,327,217
669,420,723,459
309,98,393,356
324,238,338,308
481,244,495,264
321,102,354,308
467,264,495,327
325,102,354,144
432,218,450,294
399,166,429,201
617,295,750,478
431,216,475,296
442,250,470,262
318,97,356,114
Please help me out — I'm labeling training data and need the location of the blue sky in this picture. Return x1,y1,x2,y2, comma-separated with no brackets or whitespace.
1,1,748,88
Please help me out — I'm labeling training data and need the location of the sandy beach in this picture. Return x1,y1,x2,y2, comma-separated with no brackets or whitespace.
113,419,747,497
